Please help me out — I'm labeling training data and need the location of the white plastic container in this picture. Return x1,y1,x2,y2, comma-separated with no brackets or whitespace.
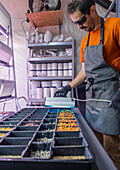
36,64,41,70
62,81,70,87
42,63,47,70
30,64,36,70
42,70,47,76
69,69,72,76
63,63,69,69
31,91,37,98
58,69,63,76
52,81,61,89
37,87,43,99
69,62,72,69
41,81,51,87
30,70,36,76
47,70,52,76
52,63,57,69
47,63,52,70
50,86,57,97
58,63,62,69
52,69,57,76
44,87,50,98
63,69,69,76
31,81,40,90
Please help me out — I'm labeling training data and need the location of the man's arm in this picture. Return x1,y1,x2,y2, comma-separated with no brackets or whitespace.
69,63,87,88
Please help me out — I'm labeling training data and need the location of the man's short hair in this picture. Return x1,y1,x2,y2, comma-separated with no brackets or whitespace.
67,0,95,14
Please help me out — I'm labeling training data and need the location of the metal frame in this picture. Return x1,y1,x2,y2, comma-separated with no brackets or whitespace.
0,2,18,111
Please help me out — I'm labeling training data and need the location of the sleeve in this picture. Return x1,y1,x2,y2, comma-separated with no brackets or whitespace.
80,38,86,63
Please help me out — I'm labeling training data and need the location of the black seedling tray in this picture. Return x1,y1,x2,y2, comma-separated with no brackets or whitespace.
39,124,56,131
55,131,83,137
0,121,19,126
15,126,38,131
46,114,57,118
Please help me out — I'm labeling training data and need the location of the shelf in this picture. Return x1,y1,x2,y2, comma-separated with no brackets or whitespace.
0,96,15,103
27,41,72,50
28,57,72,63
26,10,62,27
29,76,72,81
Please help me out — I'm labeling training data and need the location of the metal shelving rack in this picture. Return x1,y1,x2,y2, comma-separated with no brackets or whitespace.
0,2,18,111
27,38,74,105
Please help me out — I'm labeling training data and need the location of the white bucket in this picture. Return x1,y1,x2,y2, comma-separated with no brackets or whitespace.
69,69,72,76
52,81,61,89
63,69,69,76
30,81,40,90
37,87,43,99
58,69,63,76
52,69,57,76
52,63,57,69
42,63,47,70
58,63,62,69
47,63,52,70
44,87,50,97
50,86,57,97
47,70,52,76
62,81,70,87
63,63,68,69
41,81,51,87
69,62,72,69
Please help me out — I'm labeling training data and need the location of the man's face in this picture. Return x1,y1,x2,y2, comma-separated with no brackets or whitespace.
70,9,95,32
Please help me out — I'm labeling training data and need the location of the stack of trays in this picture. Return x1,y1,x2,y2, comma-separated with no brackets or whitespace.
0,108,94,169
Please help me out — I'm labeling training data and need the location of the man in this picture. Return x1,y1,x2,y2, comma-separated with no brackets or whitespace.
54,0,120,169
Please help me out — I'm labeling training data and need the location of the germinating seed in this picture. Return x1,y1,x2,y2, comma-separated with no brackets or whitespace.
37,137,52,142
30,150,50,159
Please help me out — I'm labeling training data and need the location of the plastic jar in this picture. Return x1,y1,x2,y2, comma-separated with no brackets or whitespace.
69,69,72,76
63,62,69,69
63,69,69,76
58,69,63,76
52,63,57,69
43,86,50,98
69,62,72,69
41,81,51,87
47,63,52,70
52,81,61,89
50,86,57,97
58,63,62,69
52,69,57,76
47,70,52,76
42,63,47,70
37,87,43,99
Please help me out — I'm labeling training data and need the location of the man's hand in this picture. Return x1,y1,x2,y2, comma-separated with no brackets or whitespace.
111,90,120,109
54,84,72,97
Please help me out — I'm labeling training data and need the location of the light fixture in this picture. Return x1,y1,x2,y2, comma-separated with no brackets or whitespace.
0,25,8,38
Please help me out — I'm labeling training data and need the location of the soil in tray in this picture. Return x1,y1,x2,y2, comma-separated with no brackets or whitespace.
53,155,86,160
30,150,50,159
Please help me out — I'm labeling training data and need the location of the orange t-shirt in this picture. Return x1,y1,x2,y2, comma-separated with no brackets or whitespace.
80,17,120,72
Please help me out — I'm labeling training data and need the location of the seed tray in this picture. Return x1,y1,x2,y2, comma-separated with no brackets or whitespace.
23,143,52,159
0,137,32,145
55,131,83,137
54,137,88,147
21,122,41,126
25,118,42,121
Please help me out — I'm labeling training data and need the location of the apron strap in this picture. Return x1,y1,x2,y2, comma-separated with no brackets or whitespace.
100,17,104,44
86,17,104,46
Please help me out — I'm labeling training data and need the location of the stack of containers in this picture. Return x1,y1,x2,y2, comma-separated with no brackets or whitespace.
52,63,57,76
63,63,69,77
36,64,42,77
58,63,63,76
41,81,51,98
69,62,72,76
29,64,36,77
47,63,52,77
41,63,47,76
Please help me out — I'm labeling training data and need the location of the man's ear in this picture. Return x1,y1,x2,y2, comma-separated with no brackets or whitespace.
90,5,96,15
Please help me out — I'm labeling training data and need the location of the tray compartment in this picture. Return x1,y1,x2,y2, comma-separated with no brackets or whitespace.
0,125,14,131
0,137,31,145
0,131,9,138
43,118,56,124
0,121,19,126
20,122,41,126
53,146,93,160
14,126,38,131
54,137,88,146
23,118,42,122
4,118,22,122
23,143,51,159
39,124,55,132
9,131,35,137
46,114,57,118
0,146,26,158
55,131,83,137
33,131,54,143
